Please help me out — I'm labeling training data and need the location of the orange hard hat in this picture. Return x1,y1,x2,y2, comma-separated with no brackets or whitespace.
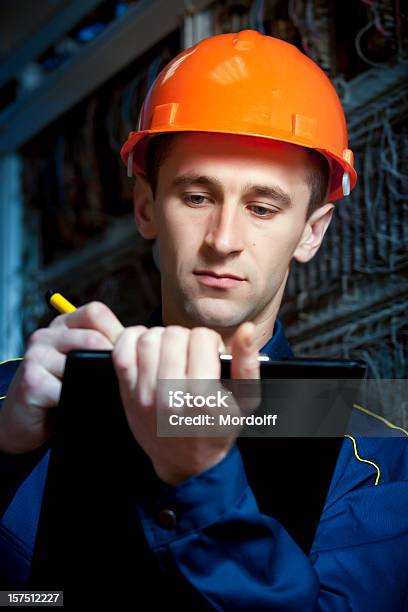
120,30,357,201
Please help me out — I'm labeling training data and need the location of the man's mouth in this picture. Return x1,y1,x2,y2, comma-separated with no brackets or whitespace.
193,270,246,289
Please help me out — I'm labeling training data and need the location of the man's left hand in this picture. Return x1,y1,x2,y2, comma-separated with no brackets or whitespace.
112,322,260,485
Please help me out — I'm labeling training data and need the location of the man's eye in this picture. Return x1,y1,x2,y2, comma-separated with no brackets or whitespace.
249,205,278,217
183,194,210,206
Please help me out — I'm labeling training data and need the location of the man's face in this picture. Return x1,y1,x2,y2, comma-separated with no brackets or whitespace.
150,132,313,329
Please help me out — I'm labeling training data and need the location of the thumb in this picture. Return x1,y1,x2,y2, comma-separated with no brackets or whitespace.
230,322,260,380
229,322,261,415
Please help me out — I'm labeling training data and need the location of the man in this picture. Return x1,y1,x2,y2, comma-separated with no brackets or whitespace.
1,31,407,609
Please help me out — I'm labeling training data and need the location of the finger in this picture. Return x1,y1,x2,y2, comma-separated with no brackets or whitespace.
64,301,124,344
136,327,165,408
112,326,147,390
230,322,261,415
230,322,260,380
25,327,112,378
25,344,66,380
19,362,62,410
187,328,221,379
49,312,70,329
54,328,114,352
158,326,190,379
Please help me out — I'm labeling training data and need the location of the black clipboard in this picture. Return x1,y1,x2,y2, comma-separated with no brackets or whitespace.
28,351,366,605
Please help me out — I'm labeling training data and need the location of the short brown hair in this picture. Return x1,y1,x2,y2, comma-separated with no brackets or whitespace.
144,133,331,219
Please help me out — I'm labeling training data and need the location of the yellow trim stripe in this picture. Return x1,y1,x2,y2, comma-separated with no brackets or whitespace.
0,395,5,401
0,357,23,366
344,434,381,486
353,403,408,437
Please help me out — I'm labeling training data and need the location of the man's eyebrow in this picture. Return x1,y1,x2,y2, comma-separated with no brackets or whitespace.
171,174,223,190
171,174,292,208
241,183,292,208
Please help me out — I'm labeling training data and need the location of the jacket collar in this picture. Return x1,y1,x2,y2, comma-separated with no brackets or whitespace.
144,305,293,361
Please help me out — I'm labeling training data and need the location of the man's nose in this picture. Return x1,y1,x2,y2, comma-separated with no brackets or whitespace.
203,203,245,256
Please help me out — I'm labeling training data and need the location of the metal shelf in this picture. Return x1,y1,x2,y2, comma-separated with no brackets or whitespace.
0,0,212,154
36,213,142,287
0,0,104,89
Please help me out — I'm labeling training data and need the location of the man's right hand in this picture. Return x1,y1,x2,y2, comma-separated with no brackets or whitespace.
0,302,123,455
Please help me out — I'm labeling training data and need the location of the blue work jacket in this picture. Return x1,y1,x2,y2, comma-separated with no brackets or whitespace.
0,309,407,610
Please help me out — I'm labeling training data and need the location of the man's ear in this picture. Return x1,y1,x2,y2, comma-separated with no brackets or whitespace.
133,173,157,239
293,202,335,263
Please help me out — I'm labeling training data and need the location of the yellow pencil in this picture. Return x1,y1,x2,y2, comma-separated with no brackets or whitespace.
45,290,77,314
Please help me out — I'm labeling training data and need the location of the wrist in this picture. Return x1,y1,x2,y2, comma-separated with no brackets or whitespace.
153,448,230,486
